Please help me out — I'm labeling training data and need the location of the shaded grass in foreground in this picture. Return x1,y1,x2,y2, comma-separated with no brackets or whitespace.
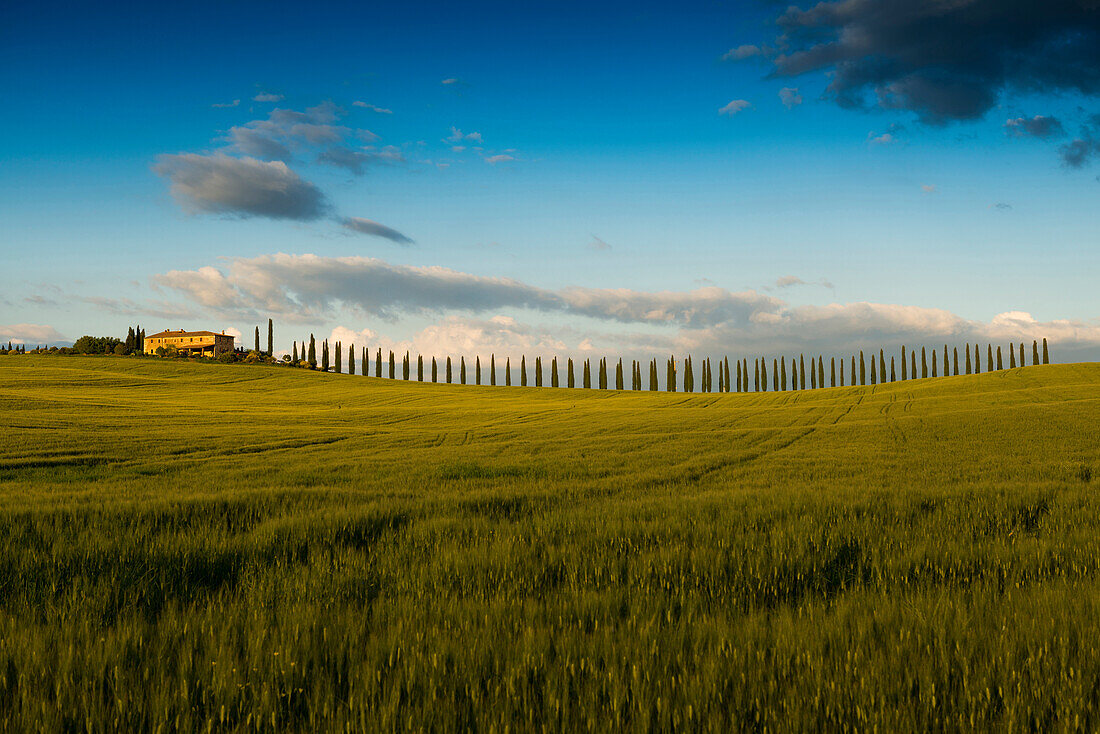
1,356,1099,731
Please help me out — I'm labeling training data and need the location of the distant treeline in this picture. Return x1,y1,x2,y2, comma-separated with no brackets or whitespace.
282,333,1052,392
10,322,1053,392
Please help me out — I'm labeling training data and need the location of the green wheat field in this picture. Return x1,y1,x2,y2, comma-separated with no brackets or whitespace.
2,354,1099,731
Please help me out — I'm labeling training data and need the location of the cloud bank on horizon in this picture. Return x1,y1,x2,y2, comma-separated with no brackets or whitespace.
141,253,1100,360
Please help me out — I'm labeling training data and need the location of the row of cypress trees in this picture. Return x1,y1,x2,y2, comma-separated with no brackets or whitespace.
283,336,1052,390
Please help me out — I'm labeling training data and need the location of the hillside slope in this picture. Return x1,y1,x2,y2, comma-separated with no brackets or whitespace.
1,356,1099,730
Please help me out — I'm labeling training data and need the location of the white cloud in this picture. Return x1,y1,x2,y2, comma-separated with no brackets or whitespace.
253,92,284,102
869,133,896,145
441,78,460,85
212,99,240,108
719,99,752,116
0,323,66,345
485,154,515,164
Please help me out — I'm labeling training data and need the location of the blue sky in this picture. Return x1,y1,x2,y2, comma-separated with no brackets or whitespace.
2,0,1098,362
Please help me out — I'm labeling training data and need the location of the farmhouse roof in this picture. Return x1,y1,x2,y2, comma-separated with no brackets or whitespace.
146,329,230,339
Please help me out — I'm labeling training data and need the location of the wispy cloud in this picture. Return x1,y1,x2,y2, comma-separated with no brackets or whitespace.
719,99,752,116
1004,115,1064,139
253,92,284,102
778,87,802,109
352,101,393,114
342,217,414,245
588,236,612,251
212,99,240,108
722,45,764,61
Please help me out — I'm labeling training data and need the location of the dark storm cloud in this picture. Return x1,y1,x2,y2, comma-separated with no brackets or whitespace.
765,0,1100,124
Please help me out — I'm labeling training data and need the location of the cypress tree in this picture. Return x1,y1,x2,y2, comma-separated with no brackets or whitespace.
321,341,329,372
996,345,1003,370
432,356,438,382
599,358,607,390
810,360,817,389
476,356,481,385
965,346,972,375
447,356,453,383
125,327,135,353
584,359,592,389
616,358,624,390
308,334,317,369
870,355,877,385
1032,340,1040,365
389,351,395,379
1009,345,1016,368
460,356,467,384
952,347,958,376
403,351,410,380
769,358,776,392
890,357,896,382
879,350,886,383
718,361,724,392
491,354,497,385
506,357,512,386
859,351,866,386
348,344,355,375
799,355,807,390
521,356,528,387
781,357,788,391
901,347,908,380
921,347,928,378
974,344,981,373
736,360,742,392
755,359,760,392
1042,338,1049,364
830,357,836,388
650,359,658,391
376,348,382,378
267,319,273,356
254,326,260,353
817,356,824,389
987,344,994,372
335,341,341,373
363,347,368,376
568,358,575,388
292,341,298,362
932,349,937,377
1019,342,1025,367
419,354,424,381
667,358,673,392
536,357,543,387
552,357,560,388
910,351,915,379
